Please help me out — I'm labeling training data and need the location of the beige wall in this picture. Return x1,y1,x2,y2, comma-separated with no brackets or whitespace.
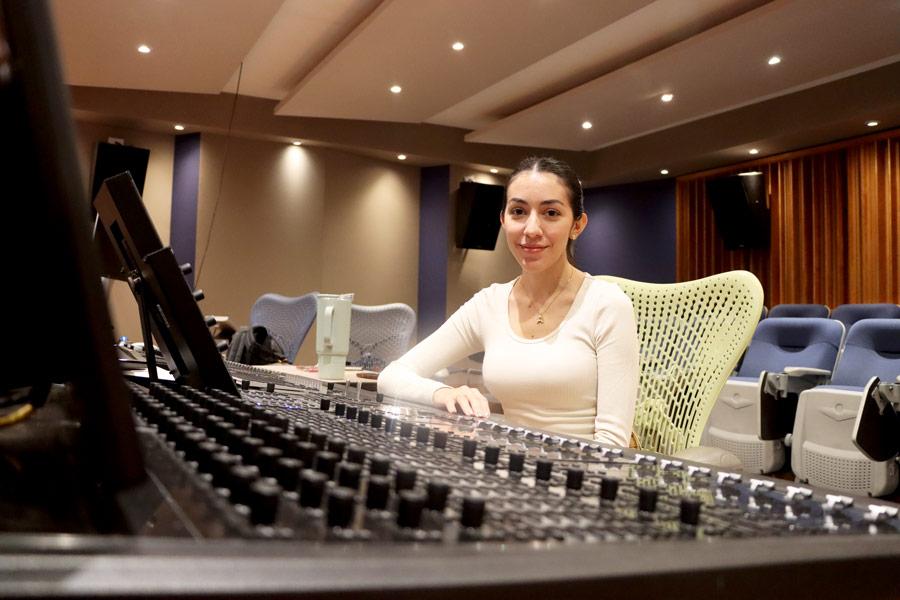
74,121,174,343
446,166,518,316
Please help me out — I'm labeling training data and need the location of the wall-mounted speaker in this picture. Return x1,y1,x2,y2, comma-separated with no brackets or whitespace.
705,172,769,250
455,181,505,250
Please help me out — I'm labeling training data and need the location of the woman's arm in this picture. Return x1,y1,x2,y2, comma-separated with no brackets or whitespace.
378,296,489,416
592,287,640,447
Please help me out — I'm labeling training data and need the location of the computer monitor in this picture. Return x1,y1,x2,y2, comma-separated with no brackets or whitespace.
0,0,145,508
93,172,239,395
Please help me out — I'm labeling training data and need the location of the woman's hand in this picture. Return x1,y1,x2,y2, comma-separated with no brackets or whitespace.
433,386,491,418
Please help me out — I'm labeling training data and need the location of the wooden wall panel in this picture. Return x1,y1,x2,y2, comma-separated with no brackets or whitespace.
677,130,899,307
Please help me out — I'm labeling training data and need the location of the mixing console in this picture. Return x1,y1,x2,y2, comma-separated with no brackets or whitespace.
130,379,900,544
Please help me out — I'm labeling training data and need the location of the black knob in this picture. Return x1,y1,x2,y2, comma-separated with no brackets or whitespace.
228,464,261,506
180,263,193,275
241,379,250,391
239,436,265,463
225,428,250,455
319,398,331,411
216,341,229,353
399,421,414,437
433,430,448,449
249,419,269,438
384,417,397,434
276,433,300,456
462,438,477,458
346,445,366,465
248,480,281,525
309,431,328,451
357,409,370,425
370,413,383,429
314,451,340,479
193,289,205,302
426,481,451,512
232,411,251,431
395,465,417,491
508,451,525,473
204,315,217,327
295,441,318,469
194,442,225,473
327,438,347,459
680,497,702,526
262,425,284,447
211,452,242,488
416,426,430,444
334,402,346,417
182,431,209,460
566,468,584,490
369,454,391,476
337,462,362,490
600,477,619,502
461,496,486,528
327,487,356,528
484,444,500,466
366,475,391,510
275,457,302,491
257,446,284,478
638,487,658,513
535,459,553,481
271,414,289,431
397,490,426,528
294,425,310,442
299,469,327,508
346,406,358,421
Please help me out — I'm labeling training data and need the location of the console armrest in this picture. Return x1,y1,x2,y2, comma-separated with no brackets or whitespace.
762,367,830,399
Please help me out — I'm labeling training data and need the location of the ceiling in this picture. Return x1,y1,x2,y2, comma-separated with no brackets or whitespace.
52,0,900,186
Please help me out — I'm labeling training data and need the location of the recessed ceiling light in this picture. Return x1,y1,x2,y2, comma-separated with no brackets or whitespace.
173,124,184,131
739,171,763,176
390,85,402,94
582,121,592,130
867,120,880,127
451,42,465,51
292,141,302,146
490,168,498,174
748,148,759,155
768,56,782,65
137,45,151,54
660,93,674,102
660,169,669,175
397,154,407,160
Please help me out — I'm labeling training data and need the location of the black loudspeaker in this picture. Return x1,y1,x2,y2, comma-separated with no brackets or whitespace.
705,172,769,250
90,142,150,201
455,181,505,250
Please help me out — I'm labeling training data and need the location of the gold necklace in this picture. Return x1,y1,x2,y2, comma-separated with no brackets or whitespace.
517,267,574,325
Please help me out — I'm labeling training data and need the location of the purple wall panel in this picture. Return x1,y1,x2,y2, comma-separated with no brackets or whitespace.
576,179,676,283
417,165,450,340
170,133,201,289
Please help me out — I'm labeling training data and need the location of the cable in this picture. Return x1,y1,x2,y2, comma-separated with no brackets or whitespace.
0,403,33,427
194,61,243,289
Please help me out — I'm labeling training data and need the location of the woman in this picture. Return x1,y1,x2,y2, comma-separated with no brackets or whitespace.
378,157,638,446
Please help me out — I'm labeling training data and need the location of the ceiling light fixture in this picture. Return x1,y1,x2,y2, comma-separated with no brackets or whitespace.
390,85,402,94
490,168,498,174
768,56,782,65
292,141,302,146
660,169,669,175
173,124,184,131
748,148,759,155
582,121,592,129
137,45,151,54
867,120,880,127
739,171,763,176
451,42,464,51
397,154,407,160
660,93,674,102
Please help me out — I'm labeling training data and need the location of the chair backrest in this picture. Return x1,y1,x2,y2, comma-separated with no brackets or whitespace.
596,270,763,455
347,303,416,371
830,303,900,331
830,319,900,388
736,318,844,378
768,303,831,318
249,292,318,363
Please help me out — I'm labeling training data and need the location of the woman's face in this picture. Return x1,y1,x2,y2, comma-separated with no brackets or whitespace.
501,170,585,273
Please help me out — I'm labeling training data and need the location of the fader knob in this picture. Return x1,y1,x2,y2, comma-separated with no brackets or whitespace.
275,457,302,491
461,496,486,528
535,459,553,481
680,497,702,526
299,469,328,508
426,481,451,512
397,490,426,528
327,487,356,528
314,451,340,479
192,289,205,302
346,445,366,465
638,487,659,513
432,430,448,449
337,462,362,490
369,454,391,476
483,444,500,466
366,475,391,510
508,451,525,473
248,480,281,525
599,477,619,502
566,468,584,490
462,438,477,458
395,465,417,491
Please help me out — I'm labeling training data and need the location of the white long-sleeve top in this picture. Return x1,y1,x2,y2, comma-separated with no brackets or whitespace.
378,276,639,446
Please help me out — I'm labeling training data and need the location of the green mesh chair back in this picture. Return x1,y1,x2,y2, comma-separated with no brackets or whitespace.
596,271,764,455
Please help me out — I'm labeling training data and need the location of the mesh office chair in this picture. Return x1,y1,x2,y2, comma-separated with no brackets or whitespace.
347,303,416,371
249,292,318,363
789,319,900,496
702,318,844,473
596,270,764,456
768,303,831,318
830,303,900,331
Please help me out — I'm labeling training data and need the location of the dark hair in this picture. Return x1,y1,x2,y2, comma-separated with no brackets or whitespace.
505,156,584,266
